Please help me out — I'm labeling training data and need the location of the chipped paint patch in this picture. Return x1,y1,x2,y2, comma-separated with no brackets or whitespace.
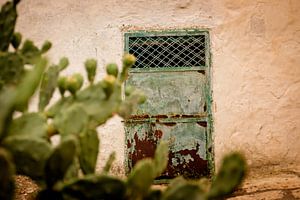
125,120,209,178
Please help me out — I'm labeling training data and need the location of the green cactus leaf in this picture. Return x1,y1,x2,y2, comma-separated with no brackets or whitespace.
106,63,119,78
207,153,246,200
58,57,69,71
84,59,97,84
47,80,122,127
47,123,58,138
0,52,24,90
162,181,205,200
46,95,74,118
57,76,68,97
197,178,211,194
144,189,162,200
41,41,52,54
122,54,136,69
45,136,77,188
153,141,169,177
7,112,47,139
20,40,42,64
163,176,186,195
89,88,121,126
2,136,52,180
14,58,47,112
120,54,136,82
38,65,60,111
102,75,116,99
126,158,155,199
117,101,134,119
11,32,22,50
118,90,146,119
0,1,18,51
75,82,121,127
0,148,15,200
78,129,99,175
73,73,83,89
53,104,89,137
66,74,83,95
74,82,106,103
61,175,126,200
64,157,80,181
0,87,16,138
102,151,116,174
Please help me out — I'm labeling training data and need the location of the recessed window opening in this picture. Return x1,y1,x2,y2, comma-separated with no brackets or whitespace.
128,35,206,68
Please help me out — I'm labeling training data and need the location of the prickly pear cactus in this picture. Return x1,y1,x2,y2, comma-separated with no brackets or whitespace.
0,0,51,91
0,52,24,90
0,0,19,51
60,175,127,200
0,2,147,198
85,59,97,84
106,63,119,78
2,136,52,180
162,179,205,200
45,137,77,188
66,73,84,96
207,153,246,200
39,58,69,111
78,129,99,175
0,148,15,200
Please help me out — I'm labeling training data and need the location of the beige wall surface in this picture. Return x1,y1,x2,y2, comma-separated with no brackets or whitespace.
1,0,299,175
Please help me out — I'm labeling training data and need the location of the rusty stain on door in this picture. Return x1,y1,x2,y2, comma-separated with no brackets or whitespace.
124,30,213,180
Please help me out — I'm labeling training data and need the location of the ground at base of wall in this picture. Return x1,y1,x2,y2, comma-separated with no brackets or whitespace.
14,176,38,200
13,165,300,200
228,165,300,200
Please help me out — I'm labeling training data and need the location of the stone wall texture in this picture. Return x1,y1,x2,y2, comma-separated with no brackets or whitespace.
1,0,299,176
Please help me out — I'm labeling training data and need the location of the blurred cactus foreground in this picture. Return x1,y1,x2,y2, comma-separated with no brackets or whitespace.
0,0,247,200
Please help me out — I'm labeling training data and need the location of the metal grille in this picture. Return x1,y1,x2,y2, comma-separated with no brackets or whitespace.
128,35,206,68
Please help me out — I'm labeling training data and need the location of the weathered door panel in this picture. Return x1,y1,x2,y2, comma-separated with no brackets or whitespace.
127,71,207,116
125,119,209,179
156,120,208,178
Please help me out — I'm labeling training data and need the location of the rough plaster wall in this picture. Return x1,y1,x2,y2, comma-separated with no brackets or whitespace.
212,0,300,169
1,0,299,175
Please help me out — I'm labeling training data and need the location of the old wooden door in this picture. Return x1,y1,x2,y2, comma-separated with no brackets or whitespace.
124,30,213,180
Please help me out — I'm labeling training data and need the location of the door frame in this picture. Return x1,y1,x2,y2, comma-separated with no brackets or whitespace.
123,29,214,179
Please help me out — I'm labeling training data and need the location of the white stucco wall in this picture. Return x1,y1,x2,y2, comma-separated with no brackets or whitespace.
1,0,299,176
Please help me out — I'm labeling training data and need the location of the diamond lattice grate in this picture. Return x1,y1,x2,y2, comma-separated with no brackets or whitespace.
128,35,206,68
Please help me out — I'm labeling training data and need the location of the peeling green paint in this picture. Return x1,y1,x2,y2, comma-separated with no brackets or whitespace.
127,71,207,115
156,122,207,160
